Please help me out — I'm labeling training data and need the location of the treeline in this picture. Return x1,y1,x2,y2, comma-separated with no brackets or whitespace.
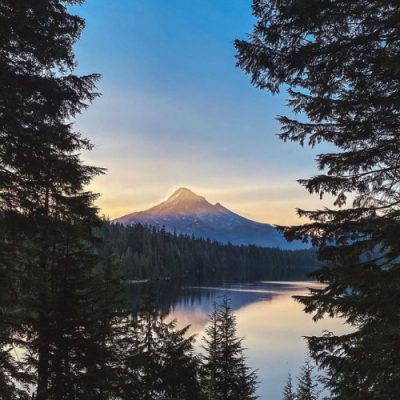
98,223,318,282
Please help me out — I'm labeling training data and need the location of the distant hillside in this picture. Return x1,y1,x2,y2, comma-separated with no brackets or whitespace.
98,223,319,283
114,187,307,250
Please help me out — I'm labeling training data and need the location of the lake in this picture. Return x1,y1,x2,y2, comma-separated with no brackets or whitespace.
161,281,349,400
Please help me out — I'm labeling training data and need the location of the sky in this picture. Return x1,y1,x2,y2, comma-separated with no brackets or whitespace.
73,0,329,225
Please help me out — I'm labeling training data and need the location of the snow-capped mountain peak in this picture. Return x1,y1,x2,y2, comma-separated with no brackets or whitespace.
113,187,305,249
167,187,205,202
145,187,216,216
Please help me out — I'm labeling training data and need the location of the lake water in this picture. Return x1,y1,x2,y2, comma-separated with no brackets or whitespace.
163,281,349,400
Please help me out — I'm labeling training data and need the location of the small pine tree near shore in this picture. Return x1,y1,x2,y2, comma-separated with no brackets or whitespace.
201,295,258,400
282,373,296,400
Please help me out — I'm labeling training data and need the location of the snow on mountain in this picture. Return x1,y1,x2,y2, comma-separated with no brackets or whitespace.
113,187,306,249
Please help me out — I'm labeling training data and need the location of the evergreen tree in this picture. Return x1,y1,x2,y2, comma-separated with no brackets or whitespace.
36,225,102,400
235,1,400,398
0,306,31,400
296,362,318,400
202,296,258,400
201,303,219,399
122,285,200,400
81,249,129,400
282,373,295,400
0,235,32,399
0,1,107,398
159,321,201,400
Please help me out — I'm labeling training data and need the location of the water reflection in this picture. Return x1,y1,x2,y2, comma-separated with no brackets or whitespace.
163,281,347,400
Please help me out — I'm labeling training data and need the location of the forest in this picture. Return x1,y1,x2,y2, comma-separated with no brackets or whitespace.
98,223,319,283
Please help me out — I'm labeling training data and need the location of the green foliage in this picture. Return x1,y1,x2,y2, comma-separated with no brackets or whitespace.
236,0,400,398
99,223,318,283
201,296,258,400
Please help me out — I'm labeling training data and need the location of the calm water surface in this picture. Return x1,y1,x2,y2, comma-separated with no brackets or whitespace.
165,281,348,400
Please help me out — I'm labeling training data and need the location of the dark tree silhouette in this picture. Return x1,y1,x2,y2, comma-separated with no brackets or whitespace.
0,1,106,398
282,373,295,400
121,286,200,400
201,296,258,400
81,250,129,400
236,1,400,398
296,362,318,400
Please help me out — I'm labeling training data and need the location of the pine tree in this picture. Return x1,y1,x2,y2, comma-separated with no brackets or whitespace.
0,1,106,398
202,296,258,400
235,1,400,398
81,249,129,400
40,225,103,400
0,301,32,400
202,304,219,399
282,373,295,400
0,234,32,399
121,285,200,400
296,362,318,400
159,321,201,400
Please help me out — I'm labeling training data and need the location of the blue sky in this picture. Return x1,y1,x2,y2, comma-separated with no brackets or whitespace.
74,0,326,224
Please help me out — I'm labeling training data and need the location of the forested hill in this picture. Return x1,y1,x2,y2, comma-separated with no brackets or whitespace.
98,223,318,282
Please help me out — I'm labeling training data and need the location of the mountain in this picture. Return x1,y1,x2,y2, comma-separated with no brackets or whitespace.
113,187,306,249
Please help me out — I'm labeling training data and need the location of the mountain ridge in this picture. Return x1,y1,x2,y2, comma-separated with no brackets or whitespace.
114,187,305,249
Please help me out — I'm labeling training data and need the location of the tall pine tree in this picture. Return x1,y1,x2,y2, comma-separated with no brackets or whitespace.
201,296,258,400
0,1,108,398
282,373,295,400
121,285,200,400
81,248,129,400
235,1,400,398
296,362,318,400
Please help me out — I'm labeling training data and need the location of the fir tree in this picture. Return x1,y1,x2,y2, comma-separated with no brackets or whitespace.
159,321,201,400
0,235,32,399
202,296,258,400
0,310,31,400
282,373,295,400
235,1,400,398
202,304,219,399
296,362,318,400
122,285,200,400
81,249,129,400
0,1,106,398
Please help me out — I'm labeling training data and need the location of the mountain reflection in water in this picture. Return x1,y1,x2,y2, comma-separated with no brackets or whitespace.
160,281,347,400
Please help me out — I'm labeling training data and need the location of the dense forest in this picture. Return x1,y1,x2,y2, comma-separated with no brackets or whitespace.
98,223,318,283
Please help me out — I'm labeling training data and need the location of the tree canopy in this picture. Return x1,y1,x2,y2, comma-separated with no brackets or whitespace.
0,1,105,398
201,296,258,400
235,0,400,398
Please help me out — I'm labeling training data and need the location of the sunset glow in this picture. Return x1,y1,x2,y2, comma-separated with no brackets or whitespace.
73,0,329,225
